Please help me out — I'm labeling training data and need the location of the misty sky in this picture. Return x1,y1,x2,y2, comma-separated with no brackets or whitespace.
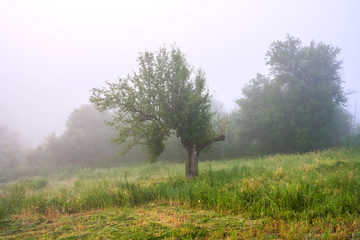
1,0,359,146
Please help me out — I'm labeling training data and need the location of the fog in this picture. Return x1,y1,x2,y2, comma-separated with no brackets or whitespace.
0,0,359,146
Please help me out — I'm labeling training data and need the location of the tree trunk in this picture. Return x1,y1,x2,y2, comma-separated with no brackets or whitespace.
185,147,199,178
181,134,225,178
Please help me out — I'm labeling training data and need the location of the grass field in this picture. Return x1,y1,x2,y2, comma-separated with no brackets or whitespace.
1,147,360,239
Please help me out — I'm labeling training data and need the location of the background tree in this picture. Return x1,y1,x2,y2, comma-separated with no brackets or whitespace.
0,124,27,169
26,105,139,168
236,35,348,154
61,105,119,166
90,46,225,178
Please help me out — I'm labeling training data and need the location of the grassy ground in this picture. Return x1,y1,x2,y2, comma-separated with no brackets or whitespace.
1,147,360,239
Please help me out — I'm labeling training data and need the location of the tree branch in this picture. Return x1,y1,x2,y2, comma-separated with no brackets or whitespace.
196,135,225,152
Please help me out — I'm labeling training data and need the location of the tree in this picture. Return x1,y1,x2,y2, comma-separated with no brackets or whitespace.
27,105,128,167
236,35,348,154
90,46,225,178
0,124,25,169
61,104,120,166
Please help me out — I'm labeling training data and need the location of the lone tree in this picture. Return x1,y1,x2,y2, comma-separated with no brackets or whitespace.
90,46,225,178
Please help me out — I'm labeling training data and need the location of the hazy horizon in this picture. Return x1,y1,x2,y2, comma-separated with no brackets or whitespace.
1,0,359,146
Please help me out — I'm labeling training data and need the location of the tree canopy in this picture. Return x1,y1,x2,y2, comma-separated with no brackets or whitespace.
26,105,124,167
90,45,225,177
0,125,25,169
236,35,349,154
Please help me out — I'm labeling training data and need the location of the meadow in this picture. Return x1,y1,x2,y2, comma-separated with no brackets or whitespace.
1,147,360,239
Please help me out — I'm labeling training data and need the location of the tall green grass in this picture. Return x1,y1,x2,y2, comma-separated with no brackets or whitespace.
1,147,359,223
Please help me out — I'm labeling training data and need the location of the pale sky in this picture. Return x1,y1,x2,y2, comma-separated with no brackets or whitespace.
1,0,359,145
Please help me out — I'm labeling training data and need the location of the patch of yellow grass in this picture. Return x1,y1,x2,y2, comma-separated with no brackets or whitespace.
135,203,190,228
241,177,262,191
58,178,77,186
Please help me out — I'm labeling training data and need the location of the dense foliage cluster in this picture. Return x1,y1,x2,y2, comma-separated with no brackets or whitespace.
0,125,27,170
235,35,350,154
26,105,133,168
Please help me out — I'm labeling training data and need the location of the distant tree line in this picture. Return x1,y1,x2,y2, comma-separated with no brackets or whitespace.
0,125,27,170
1,35,356,176
26,105,146,168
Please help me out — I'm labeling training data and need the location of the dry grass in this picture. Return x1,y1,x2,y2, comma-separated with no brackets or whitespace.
2,203,360,239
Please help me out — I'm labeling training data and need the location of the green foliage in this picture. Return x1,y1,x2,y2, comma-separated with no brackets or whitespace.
13,178,49,190
145,125,166,163
90,45,222,165
236,35,349,154
157,100,232,162
344,133,360,147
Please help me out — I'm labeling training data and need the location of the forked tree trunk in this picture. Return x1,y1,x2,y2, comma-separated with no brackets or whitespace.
182,135,225,178
185,147,199,178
